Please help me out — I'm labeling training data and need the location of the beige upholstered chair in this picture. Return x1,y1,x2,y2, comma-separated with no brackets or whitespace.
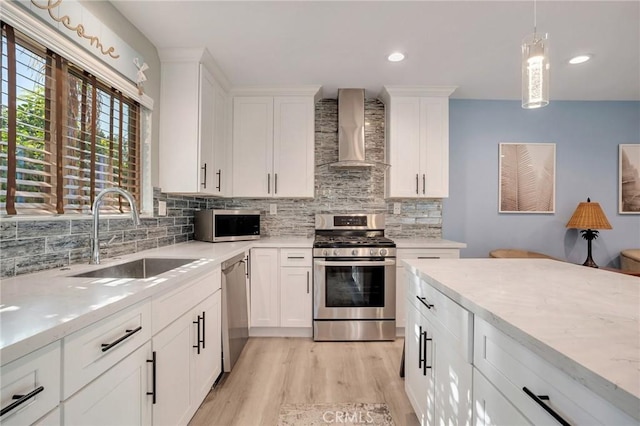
489,249,558,260
620,249,640,272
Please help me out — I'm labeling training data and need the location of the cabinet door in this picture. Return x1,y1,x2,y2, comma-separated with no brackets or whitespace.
419,97,449,198
386,97,421,198
249,248,280,327
152,314,193,426
273,97,314,198
404,306,432,425
232,97,274,197
473,368,532,426
212,81,229,196
63,342,152,426
279,267,312,327
191,290,222,405
158,60,200,193
198,65,216,194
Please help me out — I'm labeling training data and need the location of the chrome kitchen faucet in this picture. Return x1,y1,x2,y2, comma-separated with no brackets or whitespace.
90,187,141,265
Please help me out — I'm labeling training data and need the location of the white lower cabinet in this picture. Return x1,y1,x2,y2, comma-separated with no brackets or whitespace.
250,248,312,334
62,342,152,426
473,368,532,426
396,248,460,331
404,273,473,426
151,272,222,426
0,342,61,426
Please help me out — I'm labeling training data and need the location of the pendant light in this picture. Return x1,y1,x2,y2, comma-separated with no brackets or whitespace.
522,0,549,109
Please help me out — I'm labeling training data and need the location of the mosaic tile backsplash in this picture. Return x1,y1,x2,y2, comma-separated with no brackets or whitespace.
0,98,442,278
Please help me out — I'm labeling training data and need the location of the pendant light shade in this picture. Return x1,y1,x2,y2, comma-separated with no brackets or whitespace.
522,32,549,109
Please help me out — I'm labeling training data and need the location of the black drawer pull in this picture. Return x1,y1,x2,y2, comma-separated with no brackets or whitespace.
193,315,203,354
287,256,305,259
423,331,432,375
101,326,142,352
522,387,571,426
147,351,157,404
418,325,424,369
417,256,440,259
416,295,434,309
1,386,45,417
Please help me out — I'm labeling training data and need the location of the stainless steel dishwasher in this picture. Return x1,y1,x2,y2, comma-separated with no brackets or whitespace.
221,252,249,372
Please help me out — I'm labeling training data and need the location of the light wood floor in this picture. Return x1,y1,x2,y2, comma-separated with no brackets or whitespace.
189,337,418,426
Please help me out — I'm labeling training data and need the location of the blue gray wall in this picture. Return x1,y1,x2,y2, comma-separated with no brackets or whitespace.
443,100,640,268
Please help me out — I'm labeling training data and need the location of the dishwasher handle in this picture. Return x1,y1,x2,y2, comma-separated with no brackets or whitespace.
221,253,247,272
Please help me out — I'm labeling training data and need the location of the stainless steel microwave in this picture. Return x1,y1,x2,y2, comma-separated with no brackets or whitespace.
194,209,260,242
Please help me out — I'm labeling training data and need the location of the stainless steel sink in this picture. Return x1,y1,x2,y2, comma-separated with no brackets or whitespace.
71,258,199,279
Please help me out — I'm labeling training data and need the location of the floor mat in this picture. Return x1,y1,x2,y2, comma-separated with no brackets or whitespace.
278,402,394,425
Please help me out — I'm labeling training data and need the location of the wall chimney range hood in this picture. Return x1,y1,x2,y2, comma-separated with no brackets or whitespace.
329,88,387,169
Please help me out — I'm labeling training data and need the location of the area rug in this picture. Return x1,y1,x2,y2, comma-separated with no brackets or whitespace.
278,402,394,425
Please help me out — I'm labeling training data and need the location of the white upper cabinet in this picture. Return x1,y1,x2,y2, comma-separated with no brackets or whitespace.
231,87,320,198
158,48,230,195
380,86,456,198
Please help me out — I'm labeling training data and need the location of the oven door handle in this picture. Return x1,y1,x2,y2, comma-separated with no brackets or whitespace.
314,260,396,267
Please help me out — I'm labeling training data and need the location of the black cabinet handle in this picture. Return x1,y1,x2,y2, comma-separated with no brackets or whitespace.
267,174,271,194
422,174,426,195
423,331,432,375
306,271,310,294
287,256,305,260
522,387,571,426
418,325,424,369
0,386,44,417
415,174,419,194
416,295,434,309
193,315,203,354
201,163,207,188
216,169,221,191
147,351,156,404
201,311,206,349
417,257,440,259
101,326,142,352
275,173,278,194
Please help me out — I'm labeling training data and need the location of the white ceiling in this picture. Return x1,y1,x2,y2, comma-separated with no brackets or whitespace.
111,0,640,101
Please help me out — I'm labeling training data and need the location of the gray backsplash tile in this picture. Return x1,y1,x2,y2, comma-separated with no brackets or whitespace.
1,97,442,278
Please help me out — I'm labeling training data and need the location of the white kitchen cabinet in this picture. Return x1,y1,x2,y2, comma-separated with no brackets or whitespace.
404,272,473,426
249,248,280,327
151,267,222,426
279,249,312,328
159,48,229,195
0,342,60,426
231,89,319,198
474,317,636,425
396,248,460,331
249,248,313,334
380,86,455,198
62,342,152,426
473,368,532,426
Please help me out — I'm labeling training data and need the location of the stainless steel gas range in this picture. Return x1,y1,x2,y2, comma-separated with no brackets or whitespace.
313,213,396,341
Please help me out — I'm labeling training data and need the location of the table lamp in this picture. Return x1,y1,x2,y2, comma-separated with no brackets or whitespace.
566,198,612,268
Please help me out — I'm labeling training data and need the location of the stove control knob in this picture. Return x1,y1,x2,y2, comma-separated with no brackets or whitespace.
379,248,388,256
333,249,340,256
370,248,376,256
352,249,358,256
322,249,328,256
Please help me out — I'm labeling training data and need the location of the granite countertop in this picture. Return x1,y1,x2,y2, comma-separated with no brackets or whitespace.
0,237,314,365
403,258,640,421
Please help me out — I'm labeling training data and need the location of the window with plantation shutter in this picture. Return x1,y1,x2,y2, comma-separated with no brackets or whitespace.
1,22,140,216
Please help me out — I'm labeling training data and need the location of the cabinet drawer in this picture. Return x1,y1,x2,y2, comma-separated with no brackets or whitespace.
397,248,460,260
152,266,221,334
474,317,636,425
280,249,312,267
63,300,151,398
406,273,472,362
1,342,61,426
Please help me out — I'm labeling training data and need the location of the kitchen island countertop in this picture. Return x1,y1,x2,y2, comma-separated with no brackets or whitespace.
403,258,640,421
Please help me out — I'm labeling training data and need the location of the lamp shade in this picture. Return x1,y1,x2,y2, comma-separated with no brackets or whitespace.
566,198,612,230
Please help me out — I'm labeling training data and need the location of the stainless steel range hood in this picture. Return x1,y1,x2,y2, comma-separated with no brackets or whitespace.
329,88,378,169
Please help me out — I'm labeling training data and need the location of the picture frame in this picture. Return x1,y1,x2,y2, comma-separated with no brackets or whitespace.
619,144,640,214
499,143,556,213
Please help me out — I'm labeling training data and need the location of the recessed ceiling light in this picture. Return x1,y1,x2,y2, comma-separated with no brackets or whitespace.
569,55,592,65
387,52,405,62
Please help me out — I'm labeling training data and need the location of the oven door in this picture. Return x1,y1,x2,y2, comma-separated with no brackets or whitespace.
313,258,396,320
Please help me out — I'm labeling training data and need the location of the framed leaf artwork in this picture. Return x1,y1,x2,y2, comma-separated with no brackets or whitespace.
499,143,556,213
619,144,640,214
